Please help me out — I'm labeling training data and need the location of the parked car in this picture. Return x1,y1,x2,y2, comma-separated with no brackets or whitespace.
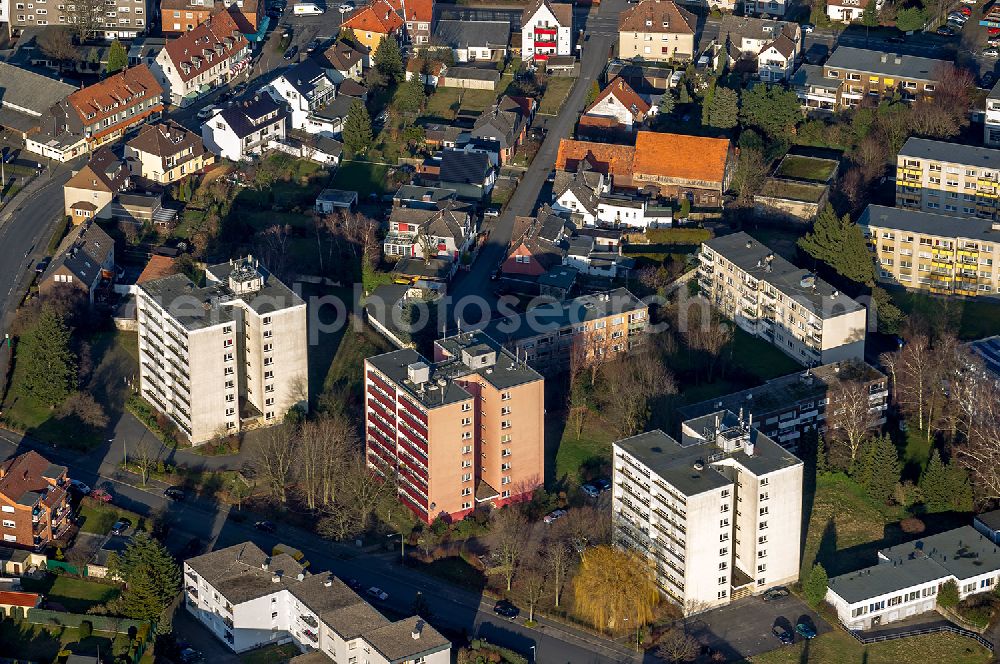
34,257,51,274
802,23,815,33
484,207,500,218
283,45,299,60
69,479,91,495
594,478,612,492
305,39,322,53
543,509,568,524
90,488,112,503
339,2,354,12
763,586,790,601
254,520,277,533
795,621,817,639
179,648,204,664
772,624,794,645
164,487,185,501
937,25,957,35
581,483,600,498
886,36,905,43
948,12,969,22
989,26,1000,35
493,599,519,619
984,47,1000,57
197,105,218,120
367,587,389,601
959,5,974,14
111,518,132,535
346,578,363,592
984,72,997,87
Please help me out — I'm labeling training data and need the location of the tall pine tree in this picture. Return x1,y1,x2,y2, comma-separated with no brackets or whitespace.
799,204,876,287
16,307,76,407
856,435,901,504
108,532,180,625
706,86,739,129
343,100,373,155
920,449,974,513
373,37,403,83
106,39,128,74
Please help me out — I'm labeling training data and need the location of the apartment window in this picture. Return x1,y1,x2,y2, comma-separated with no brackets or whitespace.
263,357,273,366
501,420,512,429
461,402,471,412
759,492,769,501
225,407,235,416
758,535,768,545
265,384,275,393
720,504,729,513
462,445,472,454
501,476,511,485
264,330,273,338
719,562,728,570
759,521,768,530
461,417,472,426
223,338,233,348
501,391,511,401
264,371,274,379
1,520,14,528
262,316,271,325
226,394,235,403
759,507,769,516
224,367,234,376
265,398,274,407
720,547,728,556
223,352,233,362
462,460,472,468
461,431,472,440
718,577,727,585
720,519,729,528
757,564,766,573
760,478,769,486
501,490,511,498
501,448,511,457
758,550,768,558
720,533,729,542
461,487,472,496
271,611,278,619
721,489,730,498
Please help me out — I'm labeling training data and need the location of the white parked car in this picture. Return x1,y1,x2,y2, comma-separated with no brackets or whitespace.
802,23,815,33
338,2,353,12
543,509,568,524
984,47,1000,57
197,105,219,120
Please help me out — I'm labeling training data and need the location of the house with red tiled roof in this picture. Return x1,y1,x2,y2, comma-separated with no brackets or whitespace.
152,8,252,107
0,451,72,550
555,139,636,186
342,0,405,60
618,0,696,62
580,76,654,134
632,131,734,207
161,0,263,34
137,255,180,284
0,591,41,616
387,0,434,46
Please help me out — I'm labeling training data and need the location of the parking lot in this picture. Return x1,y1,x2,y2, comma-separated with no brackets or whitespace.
685,592,830,661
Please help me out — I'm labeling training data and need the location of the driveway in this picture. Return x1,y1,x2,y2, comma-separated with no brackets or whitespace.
173,608,242,664
684,593,830,662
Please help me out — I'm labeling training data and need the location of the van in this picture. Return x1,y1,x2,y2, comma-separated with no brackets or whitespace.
294,2,324,14
668,70,683,88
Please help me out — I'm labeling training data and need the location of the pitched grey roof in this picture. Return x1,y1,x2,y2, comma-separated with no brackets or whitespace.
443,67,502,82
824,46,946,82
389,206,469,241
719,15,798,46
977,509,1000,532
859,204,1000,244
219,95,287,139
484,288,644,343
898,136,1000,168
185,543,306,604
790,63,838,90
433,20,511,49
364,616,451,663
440,149,492,185
0,62,77,118
43,222,115,286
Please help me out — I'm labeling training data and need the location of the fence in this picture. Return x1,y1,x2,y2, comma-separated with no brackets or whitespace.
46,560,86,577
848,624,994,652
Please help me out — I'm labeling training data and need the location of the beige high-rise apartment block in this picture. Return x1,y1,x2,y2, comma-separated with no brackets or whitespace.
364,332,544,523
136,256,308,445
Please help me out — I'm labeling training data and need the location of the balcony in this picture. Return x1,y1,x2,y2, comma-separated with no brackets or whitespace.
302,629,318,643
186,586,199,598
300,614,318,628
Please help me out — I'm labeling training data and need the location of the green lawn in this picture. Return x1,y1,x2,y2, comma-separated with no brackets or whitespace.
422,85,502,121
759,178,827,203
329,161,392,200
749,631,991,664
889,290,1000,340
554,415,618,483
538,77,575,115
420,556,486,592
240,643,302,664
0,618,132,662
321,321,392,406
20,576,120,614
774,155,839,182
77,501,142,536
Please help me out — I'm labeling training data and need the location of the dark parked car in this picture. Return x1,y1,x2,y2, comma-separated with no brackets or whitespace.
493,599,519,619
164,487,185,501
594,478,611,492
111,518,132,535
795,620,817,639
886,35,905,44
283,45,298,60
763,586,790,601
305,39,321,53
35,257,51,274
772,624,794,645
346,578,363,592
254,520,277,533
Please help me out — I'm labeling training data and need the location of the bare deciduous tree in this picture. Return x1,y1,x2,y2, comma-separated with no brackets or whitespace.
599,353,676,437
295,412,355,511
64,0,104,41
656,627,700,663
542,536,574,608
487,507,529,591
252,425,298,504
517,559,546,623
682,312,733,382
132,440,156,486
825,377,879,467
38,27,79,66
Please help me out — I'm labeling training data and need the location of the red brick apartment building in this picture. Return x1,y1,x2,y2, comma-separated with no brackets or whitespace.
0,452,72,550
364,332,544,523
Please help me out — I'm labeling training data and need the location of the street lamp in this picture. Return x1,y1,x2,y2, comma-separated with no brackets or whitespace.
529,645,535,663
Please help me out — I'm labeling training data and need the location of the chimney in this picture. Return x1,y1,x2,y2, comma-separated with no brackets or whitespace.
271,574,281,583
880,53,888,63
296,572,305,581
894,55,902,65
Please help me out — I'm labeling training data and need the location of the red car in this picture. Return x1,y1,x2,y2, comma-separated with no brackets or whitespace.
959,6,972,14
89,489,112,503
990,27,1000,35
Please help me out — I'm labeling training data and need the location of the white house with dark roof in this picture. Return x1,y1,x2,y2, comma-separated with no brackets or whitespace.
265,60,338,134
38,222,115,304
431,20,511,63
383,205,476,267
202,95,288,161
719,16,801,81
826,525,1000,630
184,541,450,661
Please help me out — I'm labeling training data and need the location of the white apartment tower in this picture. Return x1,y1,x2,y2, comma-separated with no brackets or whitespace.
698,232,867,366
612,410,803,615
136,256,308,445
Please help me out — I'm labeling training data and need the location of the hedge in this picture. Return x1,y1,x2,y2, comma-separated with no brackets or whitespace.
27,608,145,634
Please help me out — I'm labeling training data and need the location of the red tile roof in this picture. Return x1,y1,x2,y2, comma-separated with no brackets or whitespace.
586,76,651,118
618,0,695,34
163,9,249,84
66,65,163,127
555,139,635,177
343,0,405,34
0,451,67,509
137,255,179,284
0,592,40,608
386,0,432,23
632,131,731,183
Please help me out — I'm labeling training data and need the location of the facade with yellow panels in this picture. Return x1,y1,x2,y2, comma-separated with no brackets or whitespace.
859,204,1000,298
821,47,943,111
895,137,1000,221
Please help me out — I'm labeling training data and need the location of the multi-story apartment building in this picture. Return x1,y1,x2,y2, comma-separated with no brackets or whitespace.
826,525,1000,630
520,0,573,63
679,361,888,452
26,65,164,162
985,81,1000,147
483,288,649,375
184,541,451,660
896,137,1000,220
136,256,308,445
617,0,696,63
124,120,214,184
10,0,146,38
613,410,803,615
160,0,262,34
152,8,252,106
364,332,544,523
859,204,1000,298
698,232,868,365
792,47,944,112
0,451,72,550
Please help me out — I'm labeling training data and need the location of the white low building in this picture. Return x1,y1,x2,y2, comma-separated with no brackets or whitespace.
184,542,451,662
265,60,338,134
826,0,880,22
552,163,671,229
985,81,1000,147
826,526,1000,630
202,95,288,161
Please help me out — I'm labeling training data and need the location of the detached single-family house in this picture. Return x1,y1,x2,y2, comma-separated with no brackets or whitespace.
552,160,608,223
438,149,496,200
521,0,574,63
470,96,535,165
826,0,880,22
580,76,654,134
202,95,288,161
388,0,433,45
431,20,511,63
383,205,476,269
151,8,252,106
266,59,338,133
341,0,405,62
617,0,696,63
38,222,116,304
314,40,365,83
719,16,802,81
125,121,214,184
63,148,131,222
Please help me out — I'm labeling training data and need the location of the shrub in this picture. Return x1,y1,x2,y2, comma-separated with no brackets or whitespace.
900,517,925,534
938,580,960,609
79,619,93,639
